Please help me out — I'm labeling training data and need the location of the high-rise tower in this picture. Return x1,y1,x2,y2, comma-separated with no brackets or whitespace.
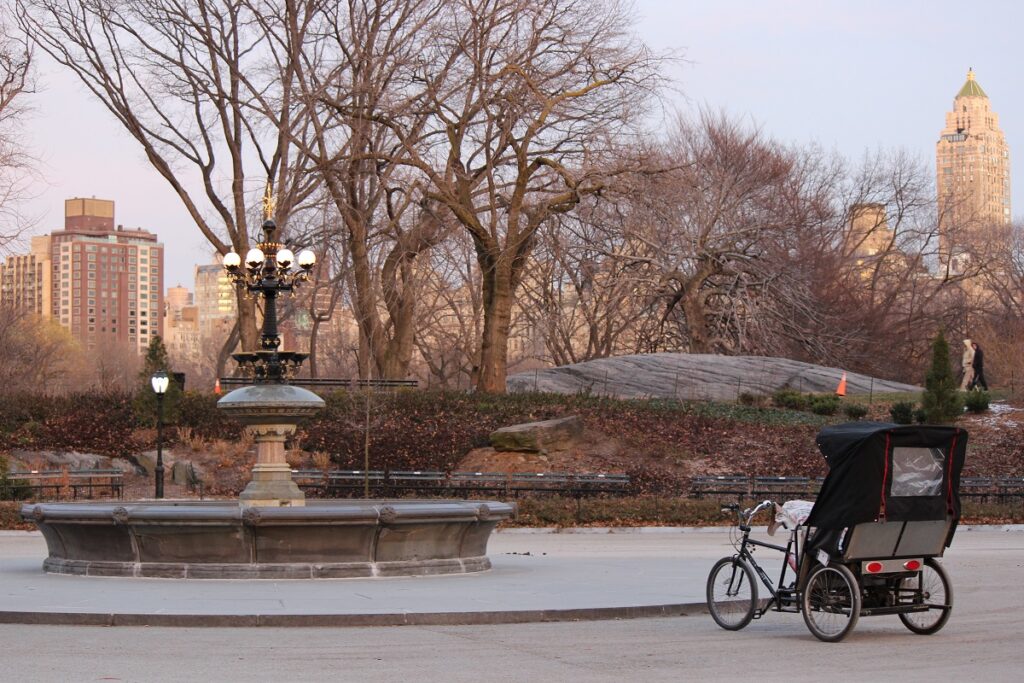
936,69,1011,267
49,198,165,354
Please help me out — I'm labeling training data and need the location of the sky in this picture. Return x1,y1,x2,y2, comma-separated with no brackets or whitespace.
13,0,1024,288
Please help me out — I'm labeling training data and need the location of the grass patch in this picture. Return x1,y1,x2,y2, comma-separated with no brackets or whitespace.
508,496,1024,528
511,496,729,527
2,497,1020,531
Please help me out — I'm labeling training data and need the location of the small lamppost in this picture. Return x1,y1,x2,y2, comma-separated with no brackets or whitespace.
151,370,170,499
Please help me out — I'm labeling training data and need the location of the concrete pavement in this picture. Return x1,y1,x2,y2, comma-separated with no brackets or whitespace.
1,526,1021,627
2,527,1024,682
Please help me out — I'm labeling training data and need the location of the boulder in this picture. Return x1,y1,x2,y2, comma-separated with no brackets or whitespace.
136,450,158,476
489,416,583,453
8,449,109,470
110,458,145,475
172,460,204,486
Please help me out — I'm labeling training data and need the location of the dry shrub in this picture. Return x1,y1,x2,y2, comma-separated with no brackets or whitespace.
285,448,305,468
311,451,331,472
177,426,208,451
132,427,157,449
209,433,255,470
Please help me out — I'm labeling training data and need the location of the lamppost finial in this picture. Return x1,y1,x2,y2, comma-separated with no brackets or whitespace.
262,179,277,221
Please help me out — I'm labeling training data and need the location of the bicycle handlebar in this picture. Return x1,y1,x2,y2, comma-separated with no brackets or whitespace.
744,500,774,523
721,500,775,526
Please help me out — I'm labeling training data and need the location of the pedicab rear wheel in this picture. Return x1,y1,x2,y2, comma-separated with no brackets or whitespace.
802,563,861,642
898,558,953,635
706,557,757,631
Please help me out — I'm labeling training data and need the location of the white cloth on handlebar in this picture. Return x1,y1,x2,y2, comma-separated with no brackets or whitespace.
767,500,815,536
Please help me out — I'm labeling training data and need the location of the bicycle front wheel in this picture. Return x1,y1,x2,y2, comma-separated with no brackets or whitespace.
898,558,953,635
706,556,758,631
802,563,861,642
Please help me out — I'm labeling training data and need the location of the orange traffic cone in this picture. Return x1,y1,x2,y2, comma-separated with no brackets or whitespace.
214,378,222,395
835,372,847,397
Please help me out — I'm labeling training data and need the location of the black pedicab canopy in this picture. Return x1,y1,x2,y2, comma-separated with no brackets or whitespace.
805,421,967,533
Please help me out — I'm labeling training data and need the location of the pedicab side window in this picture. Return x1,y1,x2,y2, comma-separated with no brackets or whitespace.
890,447,945,497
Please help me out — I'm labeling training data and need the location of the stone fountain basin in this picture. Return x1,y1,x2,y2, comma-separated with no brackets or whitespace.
21,499,515,579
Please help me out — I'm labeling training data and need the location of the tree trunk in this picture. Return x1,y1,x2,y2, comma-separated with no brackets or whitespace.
236,290,260,351
308,316,321,378
215,321,242,379
476,258,516,393
681,290,710,353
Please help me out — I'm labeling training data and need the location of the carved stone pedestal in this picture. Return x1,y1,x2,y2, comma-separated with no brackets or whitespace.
217,384,325,508
239,423,305,507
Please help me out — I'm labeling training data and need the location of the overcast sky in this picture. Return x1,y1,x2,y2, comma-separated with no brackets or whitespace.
16,0,1023,288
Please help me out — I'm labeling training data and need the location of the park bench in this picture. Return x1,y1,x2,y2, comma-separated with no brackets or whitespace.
689,475,751,500
571,473,631,495
690,475,825,501
447,471,512,496
292,469,630,500
750,476,819,498
220,377,417,390
353,379,418,389
960,476,994,502
996,477,1024,503
5,469,124,500
386,470,448,494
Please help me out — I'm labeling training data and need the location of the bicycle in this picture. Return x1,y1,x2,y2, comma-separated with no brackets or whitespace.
706,500,805,632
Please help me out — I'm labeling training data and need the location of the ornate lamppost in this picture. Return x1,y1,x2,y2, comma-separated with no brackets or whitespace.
222,200,316,382
150,370,169,499
218,187,323,507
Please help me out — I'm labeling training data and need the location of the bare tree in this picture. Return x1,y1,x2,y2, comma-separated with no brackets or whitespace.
617,113,807,354
0,10,34,248
518,200,651,365
289,0,450,380
0,305,83,394
414,230,482,388
770,148,996,381
375,0,663,392
18,0,322,362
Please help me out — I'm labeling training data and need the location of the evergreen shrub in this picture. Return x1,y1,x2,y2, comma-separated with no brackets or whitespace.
889,401,915,425
964,390,991,413
920,331,963,423
843,403,868,420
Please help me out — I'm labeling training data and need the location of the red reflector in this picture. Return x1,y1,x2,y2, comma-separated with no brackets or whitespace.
904,560,921,571
866,561,883,573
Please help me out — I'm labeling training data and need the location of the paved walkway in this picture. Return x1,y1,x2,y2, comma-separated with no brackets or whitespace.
0,527,1020,626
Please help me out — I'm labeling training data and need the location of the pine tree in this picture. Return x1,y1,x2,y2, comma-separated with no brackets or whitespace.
134,335,182,426
920,330,963,424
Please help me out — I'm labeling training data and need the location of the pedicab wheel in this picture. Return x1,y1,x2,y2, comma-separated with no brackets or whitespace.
898,558,953,635
706,557,758,631
802,563,861,642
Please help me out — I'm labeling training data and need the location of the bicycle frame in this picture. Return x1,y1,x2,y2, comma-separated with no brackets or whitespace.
727,502,804,616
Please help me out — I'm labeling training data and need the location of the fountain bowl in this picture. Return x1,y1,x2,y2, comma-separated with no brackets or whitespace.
21,498,515,579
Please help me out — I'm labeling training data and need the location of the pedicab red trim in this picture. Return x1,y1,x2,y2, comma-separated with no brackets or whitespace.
947,431,959,515
879,431,891,521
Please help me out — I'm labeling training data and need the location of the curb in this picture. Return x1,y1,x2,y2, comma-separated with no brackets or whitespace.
496,524,1024,534
6,524,1024,538
0,602,708,628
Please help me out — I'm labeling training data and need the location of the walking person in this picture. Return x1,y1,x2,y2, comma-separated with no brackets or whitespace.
959,339,975,391
969,341,989,391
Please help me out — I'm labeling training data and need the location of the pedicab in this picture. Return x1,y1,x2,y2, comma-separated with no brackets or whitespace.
706,421,967,642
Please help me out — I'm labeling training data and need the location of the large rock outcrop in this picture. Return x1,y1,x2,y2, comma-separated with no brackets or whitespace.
508,353,919,402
